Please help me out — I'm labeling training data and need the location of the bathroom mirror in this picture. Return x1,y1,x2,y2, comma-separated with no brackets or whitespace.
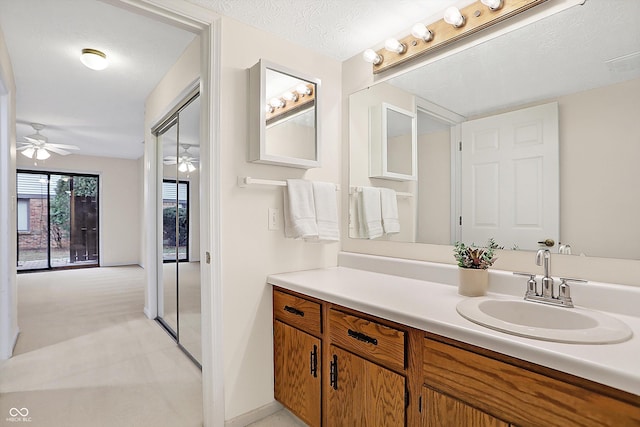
349,0,640,259
369,103,417,180
249,59,321,168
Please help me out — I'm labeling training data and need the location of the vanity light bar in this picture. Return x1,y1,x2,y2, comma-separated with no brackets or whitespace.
265,83,315,124
367,0,548,74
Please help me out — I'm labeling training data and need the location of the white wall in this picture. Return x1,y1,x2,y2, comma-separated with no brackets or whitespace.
218,16,341,420
16,154,142,266
0,24,18,359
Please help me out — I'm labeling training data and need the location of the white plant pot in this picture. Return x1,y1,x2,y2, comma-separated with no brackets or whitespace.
458,268,489,297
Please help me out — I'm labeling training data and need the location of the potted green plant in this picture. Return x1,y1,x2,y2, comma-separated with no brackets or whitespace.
453,238,498,296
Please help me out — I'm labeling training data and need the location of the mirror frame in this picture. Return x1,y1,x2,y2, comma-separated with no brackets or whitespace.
369,102,417,181
249,59,321,169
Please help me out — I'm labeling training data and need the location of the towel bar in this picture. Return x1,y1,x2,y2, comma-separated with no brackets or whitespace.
237,176,340,190
349,186,413,198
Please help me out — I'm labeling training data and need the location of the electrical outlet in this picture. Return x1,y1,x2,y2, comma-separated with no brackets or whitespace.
268,208,280,231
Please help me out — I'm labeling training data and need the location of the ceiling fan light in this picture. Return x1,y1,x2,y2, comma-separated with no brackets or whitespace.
21,147,35,158
36,148,50,160
80,48,108,71
178,162,188,173
187,163,196,173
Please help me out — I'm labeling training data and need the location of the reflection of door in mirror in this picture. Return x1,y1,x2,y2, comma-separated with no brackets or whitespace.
460,102,559,251
154,89,201,366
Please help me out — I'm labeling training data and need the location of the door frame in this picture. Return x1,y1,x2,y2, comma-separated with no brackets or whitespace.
105,1,223,425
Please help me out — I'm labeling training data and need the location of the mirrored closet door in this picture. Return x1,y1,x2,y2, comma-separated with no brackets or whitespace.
154,90,201,366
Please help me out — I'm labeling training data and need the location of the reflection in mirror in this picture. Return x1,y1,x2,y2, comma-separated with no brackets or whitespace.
349,0,640,259
249,59,321,168
155,90,201,366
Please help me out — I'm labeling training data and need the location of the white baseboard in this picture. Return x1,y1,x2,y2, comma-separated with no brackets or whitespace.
224,401,283,427
143,306,153,320
0,328,19,360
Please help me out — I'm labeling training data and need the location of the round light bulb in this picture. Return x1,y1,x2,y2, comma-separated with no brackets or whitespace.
265,104,274,113
296,84,312,96
282,91,298,102
411,23,433,42
384,38,406,54
481,0,503,10
269,97,285,108
444,7,465,27
362,49,383,65
80,48,108,71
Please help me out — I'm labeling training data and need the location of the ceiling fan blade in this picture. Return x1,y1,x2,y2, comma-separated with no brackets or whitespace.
23,136,43,144
164,160,178,165
47,143,79,150
45,146,72,156
164,156,178,161
17,145,33,150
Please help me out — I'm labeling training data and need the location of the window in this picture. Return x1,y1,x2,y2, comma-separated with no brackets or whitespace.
17,199,29,232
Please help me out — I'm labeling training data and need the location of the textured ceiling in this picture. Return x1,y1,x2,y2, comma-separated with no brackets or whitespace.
187,0,463,61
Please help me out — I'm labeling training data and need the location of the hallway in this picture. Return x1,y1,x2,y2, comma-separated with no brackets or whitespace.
0,266,202,427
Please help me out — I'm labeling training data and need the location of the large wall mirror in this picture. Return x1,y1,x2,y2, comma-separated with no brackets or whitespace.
349,0,640,260
249,59,321,168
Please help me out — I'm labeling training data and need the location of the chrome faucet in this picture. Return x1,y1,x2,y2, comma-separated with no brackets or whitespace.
513,250,588,308
536,249,554,298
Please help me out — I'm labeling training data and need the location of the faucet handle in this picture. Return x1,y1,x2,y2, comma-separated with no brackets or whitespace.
557,277,586,308
513,272,537,297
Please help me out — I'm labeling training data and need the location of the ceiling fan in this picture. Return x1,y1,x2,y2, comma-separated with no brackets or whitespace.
163,144,199,173
17,123,79,160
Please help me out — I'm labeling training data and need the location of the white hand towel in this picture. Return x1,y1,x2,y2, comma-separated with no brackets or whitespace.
309,181,340,242
284,179,318,239
380,188,400,234
358,187,383,239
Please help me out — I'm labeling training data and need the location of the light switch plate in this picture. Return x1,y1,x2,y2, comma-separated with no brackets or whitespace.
268,208,280,230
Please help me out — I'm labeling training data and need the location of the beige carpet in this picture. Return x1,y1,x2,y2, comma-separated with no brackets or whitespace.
0,266,203,427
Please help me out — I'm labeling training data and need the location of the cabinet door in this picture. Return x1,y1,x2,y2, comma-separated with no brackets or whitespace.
274,320,321,427
328,345,405,426
422,386,508,427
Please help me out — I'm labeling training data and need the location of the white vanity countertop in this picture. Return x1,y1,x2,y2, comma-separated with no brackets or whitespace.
267,266,640,396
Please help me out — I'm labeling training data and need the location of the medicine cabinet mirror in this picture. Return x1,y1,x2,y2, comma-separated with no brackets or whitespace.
369,102,417,181
249,59,321,168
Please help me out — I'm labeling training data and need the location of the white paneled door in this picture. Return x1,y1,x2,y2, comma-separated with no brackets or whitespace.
460,102,559,251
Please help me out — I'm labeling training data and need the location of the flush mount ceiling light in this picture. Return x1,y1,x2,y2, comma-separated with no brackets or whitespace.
80,48,108,71
363,0,551,74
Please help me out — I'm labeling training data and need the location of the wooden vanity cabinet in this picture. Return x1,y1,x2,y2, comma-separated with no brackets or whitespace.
327,309,409,426
273,290,322,427
422,334,640,427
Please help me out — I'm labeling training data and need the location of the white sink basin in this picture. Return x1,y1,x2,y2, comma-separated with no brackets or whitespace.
456,296,633,344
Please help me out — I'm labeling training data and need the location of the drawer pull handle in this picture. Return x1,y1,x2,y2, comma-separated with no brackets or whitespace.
330,354,338,390
310,344,318,378
283,305,304,317
348,329,378,346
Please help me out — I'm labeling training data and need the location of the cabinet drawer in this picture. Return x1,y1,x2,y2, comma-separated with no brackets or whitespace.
329,309,405,372
424,337,640,427
273,289,322,335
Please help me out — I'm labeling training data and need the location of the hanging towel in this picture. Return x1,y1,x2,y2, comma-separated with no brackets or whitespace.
358,187,383,239
380,188,400,234
284,179,318,239
308,181,340,242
